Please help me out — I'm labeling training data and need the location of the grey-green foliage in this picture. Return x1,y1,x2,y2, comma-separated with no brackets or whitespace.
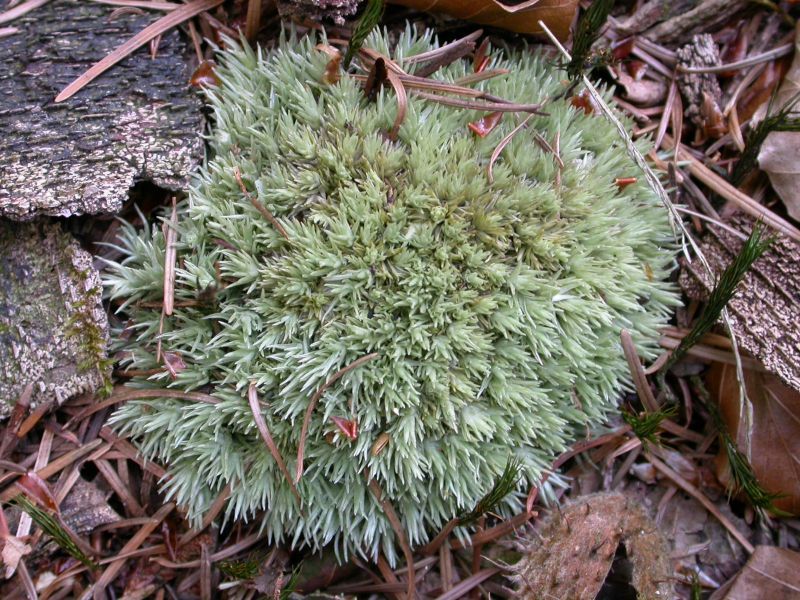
104,27,680,562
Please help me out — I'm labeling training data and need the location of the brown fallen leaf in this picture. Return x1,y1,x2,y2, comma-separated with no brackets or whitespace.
513,492,673,599
1,535,32,578
709,546,800,599
388,0,577,39
757,25,800,220
708,362,800,515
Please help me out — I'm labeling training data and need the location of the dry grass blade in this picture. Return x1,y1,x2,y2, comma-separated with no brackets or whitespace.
80,502,175,600
295,352,379,483
488,115,532,183
0,440,104,502
408,90,545,113
385,70,408,139
162,197,178,317
55,0,223,102
366,477,415,600
88,0,180,10
233,167,290,240
679,43,793,74
647,453,754,553
434,568,500,600
246,383,301,505
0,0,49,25
245,0,260,40
675,145,800,243
67,387,220,427
404,29,483,67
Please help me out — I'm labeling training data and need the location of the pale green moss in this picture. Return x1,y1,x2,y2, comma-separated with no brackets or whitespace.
104,28,680,562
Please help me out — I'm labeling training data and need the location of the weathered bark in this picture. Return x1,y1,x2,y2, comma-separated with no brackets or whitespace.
277,0,360,24
0,0,204,220
680,215,800,392
0,222,109,417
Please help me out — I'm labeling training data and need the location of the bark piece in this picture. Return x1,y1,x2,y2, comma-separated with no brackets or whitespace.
277,0,360,24
61,478,120,535
0,222,110,418
0,0,203,221
513,492,673,599
677,34,725,134
642,0,750,45
680,214,800,392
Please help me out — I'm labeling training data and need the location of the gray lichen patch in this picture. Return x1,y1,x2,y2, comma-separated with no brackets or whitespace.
0,222,110,418
0,0,204,221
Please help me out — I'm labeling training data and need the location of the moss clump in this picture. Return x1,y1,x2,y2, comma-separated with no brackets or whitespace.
104,28,679,561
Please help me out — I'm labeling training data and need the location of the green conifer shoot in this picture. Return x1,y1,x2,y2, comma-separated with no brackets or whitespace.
104,28,680,562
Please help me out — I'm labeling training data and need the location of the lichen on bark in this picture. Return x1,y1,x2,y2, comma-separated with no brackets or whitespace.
0,222,110,417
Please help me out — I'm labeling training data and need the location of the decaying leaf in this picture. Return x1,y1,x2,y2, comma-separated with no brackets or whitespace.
708,363,800,515
709,545,800,599
680,214,800,392
1,535,31,578
513,492,673,599
757,25,800,220
388,0,577,39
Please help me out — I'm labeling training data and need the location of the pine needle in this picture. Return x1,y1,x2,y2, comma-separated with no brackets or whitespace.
457,458,522,525
622,404,678,447
567,0,615,80
11,495,97,569
667,222,772,370
343,0,384,69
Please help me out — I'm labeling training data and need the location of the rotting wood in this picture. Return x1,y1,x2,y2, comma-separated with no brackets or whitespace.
0,0,203,220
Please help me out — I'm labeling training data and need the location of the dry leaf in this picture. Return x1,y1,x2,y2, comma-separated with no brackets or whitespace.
514,492,673,599
710,546,800,599
1,535,31,578
708,363,800,515
757,25,800,220
388,0,578,39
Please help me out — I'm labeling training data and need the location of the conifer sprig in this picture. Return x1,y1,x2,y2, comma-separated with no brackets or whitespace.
667,223,772,370
731,90,800,185
11,495,97,569
343,0,384,68
623,404,678,447
567,0,615,80
458,458,522,525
